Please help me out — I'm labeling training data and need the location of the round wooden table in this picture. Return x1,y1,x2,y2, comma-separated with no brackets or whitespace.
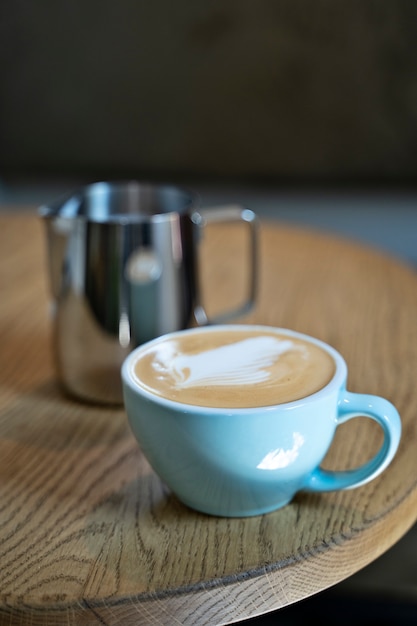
1,212,417,625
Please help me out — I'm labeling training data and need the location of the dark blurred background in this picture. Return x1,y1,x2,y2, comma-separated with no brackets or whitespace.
1,2,417,623
2,1,417,186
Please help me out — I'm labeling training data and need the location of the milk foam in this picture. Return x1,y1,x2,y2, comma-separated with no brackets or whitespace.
165,337,303,389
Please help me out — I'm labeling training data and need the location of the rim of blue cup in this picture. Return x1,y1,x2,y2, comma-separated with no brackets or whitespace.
121,325,348,414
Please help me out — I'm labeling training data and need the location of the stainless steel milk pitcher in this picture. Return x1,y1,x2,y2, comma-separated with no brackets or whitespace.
40,182,258,404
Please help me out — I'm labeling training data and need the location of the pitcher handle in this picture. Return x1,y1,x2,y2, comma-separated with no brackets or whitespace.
192,205,258,325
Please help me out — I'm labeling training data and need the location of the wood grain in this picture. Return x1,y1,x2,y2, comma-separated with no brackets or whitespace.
1,213,417,625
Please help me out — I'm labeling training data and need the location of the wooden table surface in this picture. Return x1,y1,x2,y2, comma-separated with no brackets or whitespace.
1,212,417,625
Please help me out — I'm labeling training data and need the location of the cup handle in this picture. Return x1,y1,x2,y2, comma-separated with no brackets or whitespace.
304,391,401,492
192,205,258,325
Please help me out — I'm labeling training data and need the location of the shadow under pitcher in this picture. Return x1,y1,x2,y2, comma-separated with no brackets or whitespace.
40,181,258,404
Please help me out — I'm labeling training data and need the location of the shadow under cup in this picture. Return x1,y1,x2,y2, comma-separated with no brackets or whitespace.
121,325,402,518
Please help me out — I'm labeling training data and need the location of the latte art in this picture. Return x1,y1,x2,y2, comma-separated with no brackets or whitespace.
132,328,336,408
160,337,303,389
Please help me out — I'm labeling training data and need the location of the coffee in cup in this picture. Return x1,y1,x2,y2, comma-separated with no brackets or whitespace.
131,327,336,408
122,325,401,517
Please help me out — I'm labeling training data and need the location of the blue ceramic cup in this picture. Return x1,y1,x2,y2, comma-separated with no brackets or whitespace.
122,325,401,517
